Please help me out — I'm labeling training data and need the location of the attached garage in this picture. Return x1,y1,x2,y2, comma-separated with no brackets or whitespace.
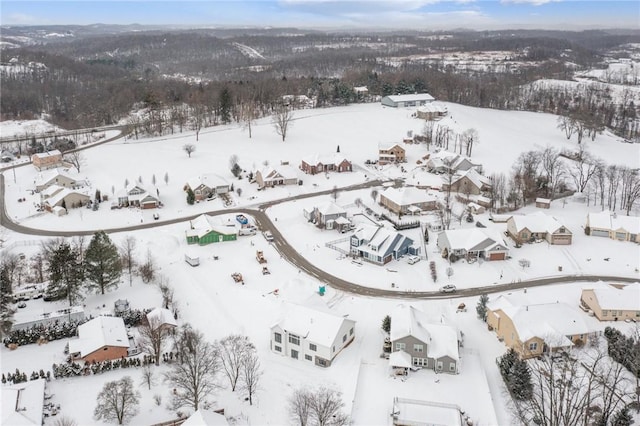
590,229,609,238
489,252,506,261
551,235,572,245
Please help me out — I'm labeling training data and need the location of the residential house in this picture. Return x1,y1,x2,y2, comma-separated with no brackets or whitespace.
186,214,238,245
381,93,435,108
416,103,448,120
580,285,640,321
185,174,231,201
43,186,90,211
391,397,463,426
31,150,63,171
255,166,299,188
117,184,159,209
303,201,351,231
146,307,178,330
35,170,84,192
390,304,460,373
427,151,480,174
270,304,356,368
535,198,551,209
507,212,572,245
68,316,130,363
379,186,438,215
378,143,406,165
1,149,16,162
300,154,352,175
350,224,419,265
437,228,509,261
1,378,46,426
586,210,640,243
486,296,592,359
182,410,229,426
442,169,492,196
12,306,84,332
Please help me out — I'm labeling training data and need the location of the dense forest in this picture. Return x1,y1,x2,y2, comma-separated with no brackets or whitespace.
1,26,639,141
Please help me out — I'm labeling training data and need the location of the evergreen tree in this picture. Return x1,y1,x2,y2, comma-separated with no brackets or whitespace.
0,263,15,338
381,315,391,334
84,231,122,295
498,348,518,383
219,87,232,124
476,294,489,321
186,188,195,205
509,358,533,400
611,406,633,426
47,241,84,306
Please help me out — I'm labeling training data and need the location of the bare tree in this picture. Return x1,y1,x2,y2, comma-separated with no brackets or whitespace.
289,388,312,426
53,417,78,426
620,167,640,215
139,316,171,366
489,172,507,212
540,146,565,199
370,189,378,204
331,185,340,202
568,146,599,193
273,104,293,142
461,128,479,157
216,335,254,391
94,376,140,425
140,364,155,390
137,249,155,284
164,325,220,411
557,115,574,139
239,348,262,406
64,151,86,173
240,99,257,139
119,236,136,287
164,172,169,186
513,150,541,204
606,165,620,210
309,387,349,426
183,144,196,158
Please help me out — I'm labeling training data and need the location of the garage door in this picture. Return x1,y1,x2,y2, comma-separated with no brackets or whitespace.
590,230,609,238
553,236,572,245
489,252,506,261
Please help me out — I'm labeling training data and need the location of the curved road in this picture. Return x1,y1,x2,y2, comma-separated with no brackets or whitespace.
1,153,638,299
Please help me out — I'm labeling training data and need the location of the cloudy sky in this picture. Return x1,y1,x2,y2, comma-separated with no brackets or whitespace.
1,0,638,30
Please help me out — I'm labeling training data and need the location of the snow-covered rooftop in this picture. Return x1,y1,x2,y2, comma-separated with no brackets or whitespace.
68,316,129,358
509,212,569,234
187,214,238,238
273,303,355,348
315,201,346,216
385,93,435,102
1,378,45,426
588,210,640,234
380,186,438,207
439,228,506,252
182,409,229,426
146,307,177,328
588,285,640,311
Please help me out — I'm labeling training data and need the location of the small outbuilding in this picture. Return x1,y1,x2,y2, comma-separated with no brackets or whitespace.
535,198,551,209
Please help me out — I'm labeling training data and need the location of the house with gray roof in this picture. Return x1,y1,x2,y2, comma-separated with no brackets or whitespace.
381,93,435,108
350,224,419,265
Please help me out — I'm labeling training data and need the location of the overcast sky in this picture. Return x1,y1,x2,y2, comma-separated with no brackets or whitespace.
1,0,638,30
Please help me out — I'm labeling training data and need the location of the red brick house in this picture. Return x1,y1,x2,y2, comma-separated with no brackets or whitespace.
68,316,130,363
300,154,352,175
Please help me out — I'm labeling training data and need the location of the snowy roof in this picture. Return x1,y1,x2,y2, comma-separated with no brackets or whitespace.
353,225,415,259
68,316,129,357
259,165,298,181
389,350,412,368
391,305,459,361
41,184,64,198
488,296,591,346
451,168,491,189
417,102,447,113
146,307,177,328
378,142,404,151
439,228,507,252
354,86,368,93
315,201,346,217
187,173,230,191
588,285,640,311
385,93,435,102
380,186,437,207
393,397,462,426
588,210,640,234
302,153,350,167
32,150,61,158
44,187,89,207
536,198,551,203
508,212,570,234
182,410,229,426
187,214,238,238
1,378,45,426
35,169,76,186
273,303,355,348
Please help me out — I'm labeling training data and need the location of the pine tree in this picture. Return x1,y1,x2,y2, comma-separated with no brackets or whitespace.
509,358,533,400
476,294,489,321
498,348,518,383
0,263,15,338
219,87,232,124
186,188,195,205
84,231,122,295
47,241,84,306
381,315,391,334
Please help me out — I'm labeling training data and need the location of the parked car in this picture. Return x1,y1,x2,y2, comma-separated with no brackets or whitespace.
406,255,421,265
17,302,27,308
439,284,457,293
263,231,274,242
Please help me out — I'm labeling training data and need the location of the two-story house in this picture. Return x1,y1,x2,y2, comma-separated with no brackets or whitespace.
390,304,460,374
350,224,419,265
270,304,356,368
378,143,406,165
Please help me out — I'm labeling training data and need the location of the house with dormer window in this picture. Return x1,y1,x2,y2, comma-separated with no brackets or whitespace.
117,183,159,209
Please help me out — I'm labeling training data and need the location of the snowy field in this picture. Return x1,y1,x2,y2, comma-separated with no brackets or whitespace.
2,102,640,425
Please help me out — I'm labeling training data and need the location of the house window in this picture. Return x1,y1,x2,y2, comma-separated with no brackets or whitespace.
305,355,312,361
343,334,347,343
522,233,529,240
395,342,406,351
289,334,300,345
436,361,443,371
291,349,299,359
412,358,427,367
449,363,457,372
350,328,354,336
274,333,282,343
413,344,424,353
602,310,609,317
309,343,317,352
318,359,327,367
529,342,538,351
275,346,282,352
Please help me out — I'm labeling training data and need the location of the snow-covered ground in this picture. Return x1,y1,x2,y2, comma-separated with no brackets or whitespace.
2,102,639,425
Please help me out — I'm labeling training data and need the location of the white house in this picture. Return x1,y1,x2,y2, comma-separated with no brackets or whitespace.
1,378,46,426
586,210,640,243
185,174,231,201
146,307,178,329
270,304,356,368
507,212,572,245
437,228,509,261
381,93,435,108
182,410,229,426
117,184,160,209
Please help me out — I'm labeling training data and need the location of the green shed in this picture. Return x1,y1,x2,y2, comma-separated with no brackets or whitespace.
186,214,238,245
